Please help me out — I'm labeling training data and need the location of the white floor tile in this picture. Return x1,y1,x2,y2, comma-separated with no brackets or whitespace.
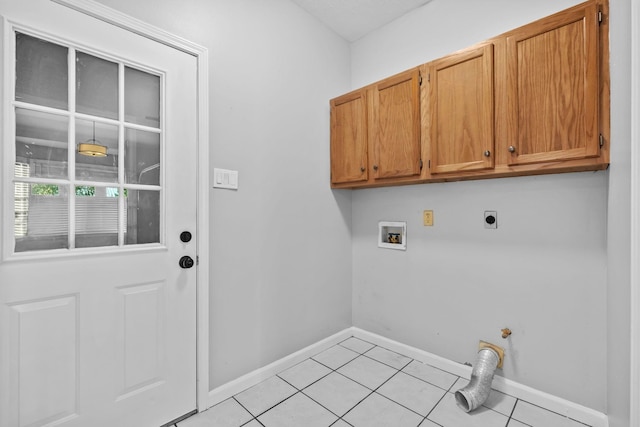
339,337,375,354
313,345,360,370
512,400,589,426
177,398,252,427
304,372,371,416
242,421,262,427
234,376,297,416
419,419,441,427
403,360,459,390
344,392,424,427
377,372,447,416
258,392,338,427
482,389,517,417
365,346,412,369
331,420,352,427
278,358,331,390
428,392,510,427
506,419,530,427
337,355,398,390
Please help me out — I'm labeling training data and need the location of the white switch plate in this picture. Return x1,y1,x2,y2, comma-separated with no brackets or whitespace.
213,168,239,190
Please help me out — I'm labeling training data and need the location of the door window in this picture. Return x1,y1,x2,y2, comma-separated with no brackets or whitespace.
12,32,163,253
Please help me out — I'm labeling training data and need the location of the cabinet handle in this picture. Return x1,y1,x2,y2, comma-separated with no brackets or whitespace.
360,166,366,173
373,165,379,171
484,150,491,157
508,146,516,153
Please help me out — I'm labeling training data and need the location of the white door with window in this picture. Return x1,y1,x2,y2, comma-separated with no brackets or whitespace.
0,1,199,426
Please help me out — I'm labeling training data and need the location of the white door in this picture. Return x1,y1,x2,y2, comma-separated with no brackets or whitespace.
0,1,198,426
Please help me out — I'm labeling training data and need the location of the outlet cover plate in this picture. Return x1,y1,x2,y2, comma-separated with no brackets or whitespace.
484,211,497,229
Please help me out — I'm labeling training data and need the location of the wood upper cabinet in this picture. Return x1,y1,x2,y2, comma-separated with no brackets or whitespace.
328,0,608,188
330,89,368,185
428,43,494,174
330,68,421,187
371,68,421,180
504,2,601,166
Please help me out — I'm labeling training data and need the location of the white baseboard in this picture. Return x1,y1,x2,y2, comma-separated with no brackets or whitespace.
351,328,608,427
207,328,352,407
207,327,608,427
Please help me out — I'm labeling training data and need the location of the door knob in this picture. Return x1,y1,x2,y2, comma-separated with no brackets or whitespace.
179,256,194,269
180,231,192,243
508,145,516,153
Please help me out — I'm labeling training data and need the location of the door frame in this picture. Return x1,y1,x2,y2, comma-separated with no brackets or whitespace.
631,0,640,424
50,0,211,412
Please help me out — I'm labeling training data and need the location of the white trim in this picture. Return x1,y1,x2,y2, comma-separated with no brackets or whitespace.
351,328,608,427
207,327,607,427
630,0,640,423
207,329,353,407
48,0,211,413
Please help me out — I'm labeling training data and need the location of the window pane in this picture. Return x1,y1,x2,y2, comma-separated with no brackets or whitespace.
125,189,159,245
124,128,160,185
125,67,160,128
15,183,69,252
15,108,69,179
75,120,118,182
75,186,118,248
15,33,68,109
76,51,118,120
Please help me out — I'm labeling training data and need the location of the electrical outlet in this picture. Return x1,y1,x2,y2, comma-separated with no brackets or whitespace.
423,210,433,226
484,211,497,229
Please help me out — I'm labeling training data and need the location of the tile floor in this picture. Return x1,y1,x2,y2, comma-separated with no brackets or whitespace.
178,337,592,427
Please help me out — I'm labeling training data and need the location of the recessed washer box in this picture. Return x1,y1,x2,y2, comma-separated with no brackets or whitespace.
378,221,406,250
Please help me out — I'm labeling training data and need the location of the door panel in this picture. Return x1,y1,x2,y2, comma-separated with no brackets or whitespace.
9,296,78,427
0,1,198,426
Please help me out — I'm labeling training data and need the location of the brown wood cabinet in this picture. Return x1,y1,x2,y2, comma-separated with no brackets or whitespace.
329,0,609,189
330,89,368,185
428,43,495,175
330,68,421,187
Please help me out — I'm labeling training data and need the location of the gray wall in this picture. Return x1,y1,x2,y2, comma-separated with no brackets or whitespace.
606,0,632,426
349,0,622,414
93,0,633,422
94,0,354,389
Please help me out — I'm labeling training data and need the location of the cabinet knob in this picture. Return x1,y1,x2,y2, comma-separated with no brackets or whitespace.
360,166,366,173
484,150,491,157
508,146,516,153
373,165,379,171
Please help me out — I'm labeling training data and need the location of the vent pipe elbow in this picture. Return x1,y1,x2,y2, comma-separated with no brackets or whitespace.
455,347,500,412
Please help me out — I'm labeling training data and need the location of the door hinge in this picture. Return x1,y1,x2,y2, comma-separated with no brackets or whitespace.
419,74,423,85
427,73,431,83
428,159,431,169
599,134,604,148
419,159,423,170
196,255,200,265
598,10,603,24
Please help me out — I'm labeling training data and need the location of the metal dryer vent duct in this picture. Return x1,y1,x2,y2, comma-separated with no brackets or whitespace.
454,343,503,412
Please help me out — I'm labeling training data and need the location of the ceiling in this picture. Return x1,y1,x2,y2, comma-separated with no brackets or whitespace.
290,0,433,42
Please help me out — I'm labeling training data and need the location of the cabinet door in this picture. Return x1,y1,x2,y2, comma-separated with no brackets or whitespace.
371,68,421,180
429,44,494,174
330,90,368,184
505,3,599,165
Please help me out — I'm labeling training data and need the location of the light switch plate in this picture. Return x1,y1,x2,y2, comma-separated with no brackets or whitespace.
213,168,239,190
423,210,433,226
